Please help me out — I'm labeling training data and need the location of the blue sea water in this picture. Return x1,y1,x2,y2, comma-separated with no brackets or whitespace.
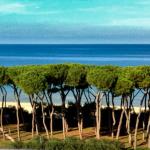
0,44,150,106
0,44,150,66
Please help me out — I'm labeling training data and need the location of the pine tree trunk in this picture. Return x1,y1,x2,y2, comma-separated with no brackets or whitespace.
72,89,84,140
111,96,116,139
41,101,49,139
62,99,66,139
116,97,125,140
35,120,39,136
14,87,21,141
0,92,5,139
147,97,150,148
16,102,20,141
134,111,141,149
116,108,125,140
77,105,82,140
95,92,103,139
143,94,147,141
50,106,54,138
99,96,102,138
0,87,5,140
65,119,68,133
147,111,150,148
32,103,35,138
128,111,132,145
62,114,66,139
134,95,145,150
96,92,100,139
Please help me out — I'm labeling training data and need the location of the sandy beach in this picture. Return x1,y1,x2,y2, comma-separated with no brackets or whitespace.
3,102,32,113
0,101,148,114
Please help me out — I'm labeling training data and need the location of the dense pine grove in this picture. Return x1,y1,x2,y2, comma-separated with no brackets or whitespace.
1,64,150,149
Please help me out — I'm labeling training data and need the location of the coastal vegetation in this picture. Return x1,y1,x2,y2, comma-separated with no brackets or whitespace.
1,64,150,149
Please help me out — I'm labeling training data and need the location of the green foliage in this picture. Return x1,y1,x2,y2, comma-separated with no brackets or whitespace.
114,77,134,96
66,64,88,88
87,65,119,91
0,66,7,85
19,69,48,95
41,64,69,85
128,66,150,88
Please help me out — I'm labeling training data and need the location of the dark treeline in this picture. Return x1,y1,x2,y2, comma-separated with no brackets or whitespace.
1,64,150,149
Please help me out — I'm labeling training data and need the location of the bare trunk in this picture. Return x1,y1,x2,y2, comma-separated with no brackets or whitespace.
13,86,21,141
128,111,132,145
95,92,103,139
60,89,69,139
50,106,54,138
77,104,82,139
148,110,150,148
134,111,141,149
35,121,39,136
41,101,49,139
72,89,84,140
1,96,5,139
45,91,54,138
111,96,116,139
134,95,145,150
16,102,20,141
96,92,100,139
62,115,66,139
32,103,35,138
62,100,66,139
116,108,125,140
0,88,5,139
147,95,150,148
143,94,147,141
123,97,132,145
65,119,68,133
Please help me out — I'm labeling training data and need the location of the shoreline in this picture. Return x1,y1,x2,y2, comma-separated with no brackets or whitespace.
0,102,148,114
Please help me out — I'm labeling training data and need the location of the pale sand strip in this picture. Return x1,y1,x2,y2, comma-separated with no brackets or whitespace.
2,102,32,113
0,102,148,114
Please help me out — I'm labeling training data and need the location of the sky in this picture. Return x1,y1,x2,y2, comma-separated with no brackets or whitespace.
0,0,150,44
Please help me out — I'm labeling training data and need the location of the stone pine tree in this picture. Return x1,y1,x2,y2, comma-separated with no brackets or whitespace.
51,64,70,139
42,64,70,139
129,66,150,149
87,65,119,139
114,75,134,143
66,64,89,139
19,68,49,139
6,66,27,141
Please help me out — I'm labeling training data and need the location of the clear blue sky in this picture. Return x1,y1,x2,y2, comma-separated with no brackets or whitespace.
0,0,150,44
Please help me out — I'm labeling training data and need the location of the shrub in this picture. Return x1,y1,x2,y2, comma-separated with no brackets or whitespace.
45,139,64,150
83,139,124,150
25,136,47,149
10,141,24,149
63,137,84,150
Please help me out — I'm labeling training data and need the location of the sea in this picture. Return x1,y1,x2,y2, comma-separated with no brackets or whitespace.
0,44,150,66
0,44,150,106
